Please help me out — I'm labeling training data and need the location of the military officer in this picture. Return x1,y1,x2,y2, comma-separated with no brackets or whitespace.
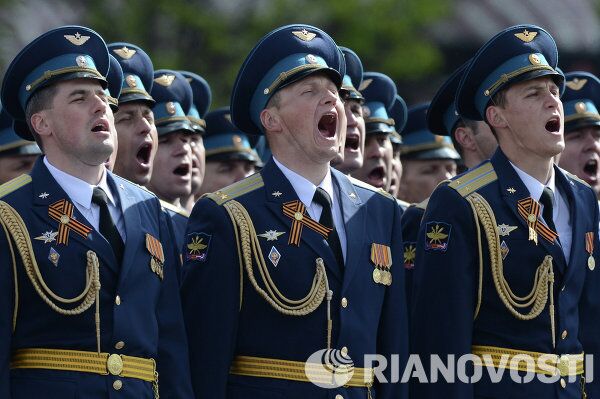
0,26,193,398
387,95,408,201
0,107,41,184
196,106,259,197
352,71,397,193
108,42,158,186
179,70,211,212
410,24,600,398
558,71,600,197
104,54,123,171
181,24,408,399
396,103,460,204
331,46,366,175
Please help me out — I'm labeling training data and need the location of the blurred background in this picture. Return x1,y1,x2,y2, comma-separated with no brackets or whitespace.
1,0,599,109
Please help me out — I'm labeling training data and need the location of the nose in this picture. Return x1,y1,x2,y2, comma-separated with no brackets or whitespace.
345,105,358,128
137,115,152,135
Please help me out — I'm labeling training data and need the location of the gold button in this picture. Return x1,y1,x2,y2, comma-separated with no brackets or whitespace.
335,395,343,399
341,297,348,308
561,330,568,340
341,346,348,356
60,215,70,224
115,341,125,350
113,379,122,390
294,212,303,221
115,295,121,305
560,378,566,388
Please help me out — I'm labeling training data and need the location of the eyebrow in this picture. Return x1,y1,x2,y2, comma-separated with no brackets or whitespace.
67,89,88,98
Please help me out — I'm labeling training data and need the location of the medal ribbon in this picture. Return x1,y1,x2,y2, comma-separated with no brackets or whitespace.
586,232,594,256
282,200,332,246
48,199,92,245
516,197,558,244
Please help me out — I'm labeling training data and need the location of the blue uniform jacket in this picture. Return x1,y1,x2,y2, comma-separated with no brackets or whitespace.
0,159,193,398
160,200,189,280
399,201,425,312
410,149,600,398
181,159,408,399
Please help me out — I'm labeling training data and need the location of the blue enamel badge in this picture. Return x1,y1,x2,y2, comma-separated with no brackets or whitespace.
186,232,212,262
424,222,451,252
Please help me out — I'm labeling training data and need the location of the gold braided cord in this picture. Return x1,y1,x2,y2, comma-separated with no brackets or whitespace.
1,220,19,332
466,193,556,347
223,200,328,316
0,201,102,349
469,200,484,320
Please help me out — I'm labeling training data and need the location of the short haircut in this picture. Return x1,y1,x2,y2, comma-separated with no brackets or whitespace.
24,84,58,150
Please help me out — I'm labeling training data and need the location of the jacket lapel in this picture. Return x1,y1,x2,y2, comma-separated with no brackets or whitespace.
492,150,567,274
30,159,117,271
331,169,365,290
260,160,341,281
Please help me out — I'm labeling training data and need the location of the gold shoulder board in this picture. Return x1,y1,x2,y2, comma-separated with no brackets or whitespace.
206,173,264,205
0,174,32,198
448,162,497,197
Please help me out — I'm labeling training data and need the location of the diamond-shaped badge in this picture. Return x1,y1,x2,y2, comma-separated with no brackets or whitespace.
268,246,281,267
48,247,60,266
500,240,509,260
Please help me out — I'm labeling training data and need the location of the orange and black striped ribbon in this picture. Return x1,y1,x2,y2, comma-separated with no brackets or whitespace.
586,232,594,256
371,243,392,268
48,199,92,245
516,197,559,244
282,200,332,246
145,233,165,262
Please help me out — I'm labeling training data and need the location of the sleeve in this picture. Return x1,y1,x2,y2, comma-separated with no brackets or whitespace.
409,184,478,399
577,190,600,398
180,197,241,399
0,224,14,398
155,203,194,398
375,199,409,399
400,205,424,310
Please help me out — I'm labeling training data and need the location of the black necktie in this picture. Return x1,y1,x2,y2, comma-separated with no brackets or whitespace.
540,187,558,234
92,187,124,262
313,187,344,269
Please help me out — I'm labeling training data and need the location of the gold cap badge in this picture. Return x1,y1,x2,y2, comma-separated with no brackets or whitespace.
64,32,90,46
514,29,538,43
113,46,136,60
566,78,587,91
154,74,175,87
166,102,176,115
528,53,541,65
575,102,587,114
305,54,318,64
75,55,87,68
292,29,316,42
126,75,137,88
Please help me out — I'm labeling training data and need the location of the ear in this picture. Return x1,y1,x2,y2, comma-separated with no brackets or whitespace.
259,108,282,134
453,126,476,152
485,105,508,129
29,111,52,137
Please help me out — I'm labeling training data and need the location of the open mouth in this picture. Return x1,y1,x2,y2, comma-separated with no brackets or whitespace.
368,166,385,187
345,133,360,150
91,119,110,133
584,159,598,179
318,112,337,138
136,142,153,165
173,163,190,177
545,117,560,133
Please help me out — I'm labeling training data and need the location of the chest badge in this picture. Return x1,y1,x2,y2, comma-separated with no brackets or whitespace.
258,230,285,241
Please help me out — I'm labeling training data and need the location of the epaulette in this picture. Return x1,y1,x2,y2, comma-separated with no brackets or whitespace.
349,176,395,200
447,161,497,197
206,172,264,205
0,174,32,198
160,199,190,218
415,197,429,210
564,170,591,188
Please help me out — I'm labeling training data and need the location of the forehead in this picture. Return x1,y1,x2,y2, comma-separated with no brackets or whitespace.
53,78,104,94
508,76,558,92
117,102,152,114
290,72,337,89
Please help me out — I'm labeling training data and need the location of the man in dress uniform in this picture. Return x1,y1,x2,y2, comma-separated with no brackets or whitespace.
0,26,193,398
196,106,259,197
410,24,600,398
179,70,211,212
396,103,460,205
352,72,397,193
387,95,408,200
331,46,366,176
104,54,123,171
0,107,41,184
108,42,158,185
181,24,408,399
558,71,600,198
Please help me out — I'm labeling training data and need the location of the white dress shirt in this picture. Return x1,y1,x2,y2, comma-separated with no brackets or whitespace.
44,157,126,242
273,157,347,262
510,162,571,262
